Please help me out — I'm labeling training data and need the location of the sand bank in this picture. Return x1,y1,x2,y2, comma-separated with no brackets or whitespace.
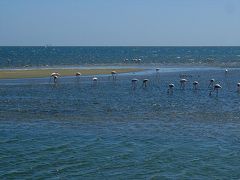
0,68,143,79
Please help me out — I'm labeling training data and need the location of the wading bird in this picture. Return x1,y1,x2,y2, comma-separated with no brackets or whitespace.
180,79,187,89
75,72,81,83
76,72,81,76
156,68,160,80
209,83,222,96
142,79,149,88
111,71,117,80
131,79,139,89
193,81,199,90
92,77,98,85
225,69,228,76
167,83,175,94
208,79,215,88
50,72,60,83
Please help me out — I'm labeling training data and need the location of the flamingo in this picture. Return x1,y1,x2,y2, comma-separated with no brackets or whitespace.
209,83,222,96
214,84,222,95
76,72,81,76
75,72,81,83
167,83,175,94
131,79,139,89
180,79,187,89
111,71,117,80
225,69,228,76
92,77,98,86
50,72,60,83
142,79,149,88
193,81,199,90
53,75,58,83
208,79,215,88
156,68,160,80
132,59,138,63
51,72,60,77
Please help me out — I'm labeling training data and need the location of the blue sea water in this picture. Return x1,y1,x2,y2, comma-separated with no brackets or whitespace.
1,47,240,179
1,46,240,68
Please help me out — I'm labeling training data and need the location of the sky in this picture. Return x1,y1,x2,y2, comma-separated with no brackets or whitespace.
0,0,240,46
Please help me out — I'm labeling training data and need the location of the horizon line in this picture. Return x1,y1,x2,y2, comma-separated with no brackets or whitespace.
1,45,240,47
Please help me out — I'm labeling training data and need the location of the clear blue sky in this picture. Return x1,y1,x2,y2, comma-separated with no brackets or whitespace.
0,0,240,46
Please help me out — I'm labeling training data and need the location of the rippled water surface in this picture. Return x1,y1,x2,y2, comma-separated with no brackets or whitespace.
1,68,240,179
1,46,240,68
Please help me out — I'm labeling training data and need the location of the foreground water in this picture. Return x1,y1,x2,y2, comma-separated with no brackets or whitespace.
1,67,240,179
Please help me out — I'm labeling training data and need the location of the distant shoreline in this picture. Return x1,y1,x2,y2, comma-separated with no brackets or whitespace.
0,68,143,79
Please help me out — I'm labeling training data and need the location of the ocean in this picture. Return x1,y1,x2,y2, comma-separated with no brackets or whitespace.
1,47,240,179
1,46,240,68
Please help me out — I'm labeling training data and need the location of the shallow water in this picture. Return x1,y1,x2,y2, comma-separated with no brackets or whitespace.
1,67,240,179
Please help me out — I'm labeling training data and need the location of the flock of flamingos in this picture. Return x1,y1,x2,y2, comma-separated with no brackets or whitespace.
50,68,240,96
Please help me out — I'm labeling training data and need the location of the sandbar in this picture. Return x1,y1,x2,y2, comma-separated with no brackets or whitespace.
0,68,143,79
